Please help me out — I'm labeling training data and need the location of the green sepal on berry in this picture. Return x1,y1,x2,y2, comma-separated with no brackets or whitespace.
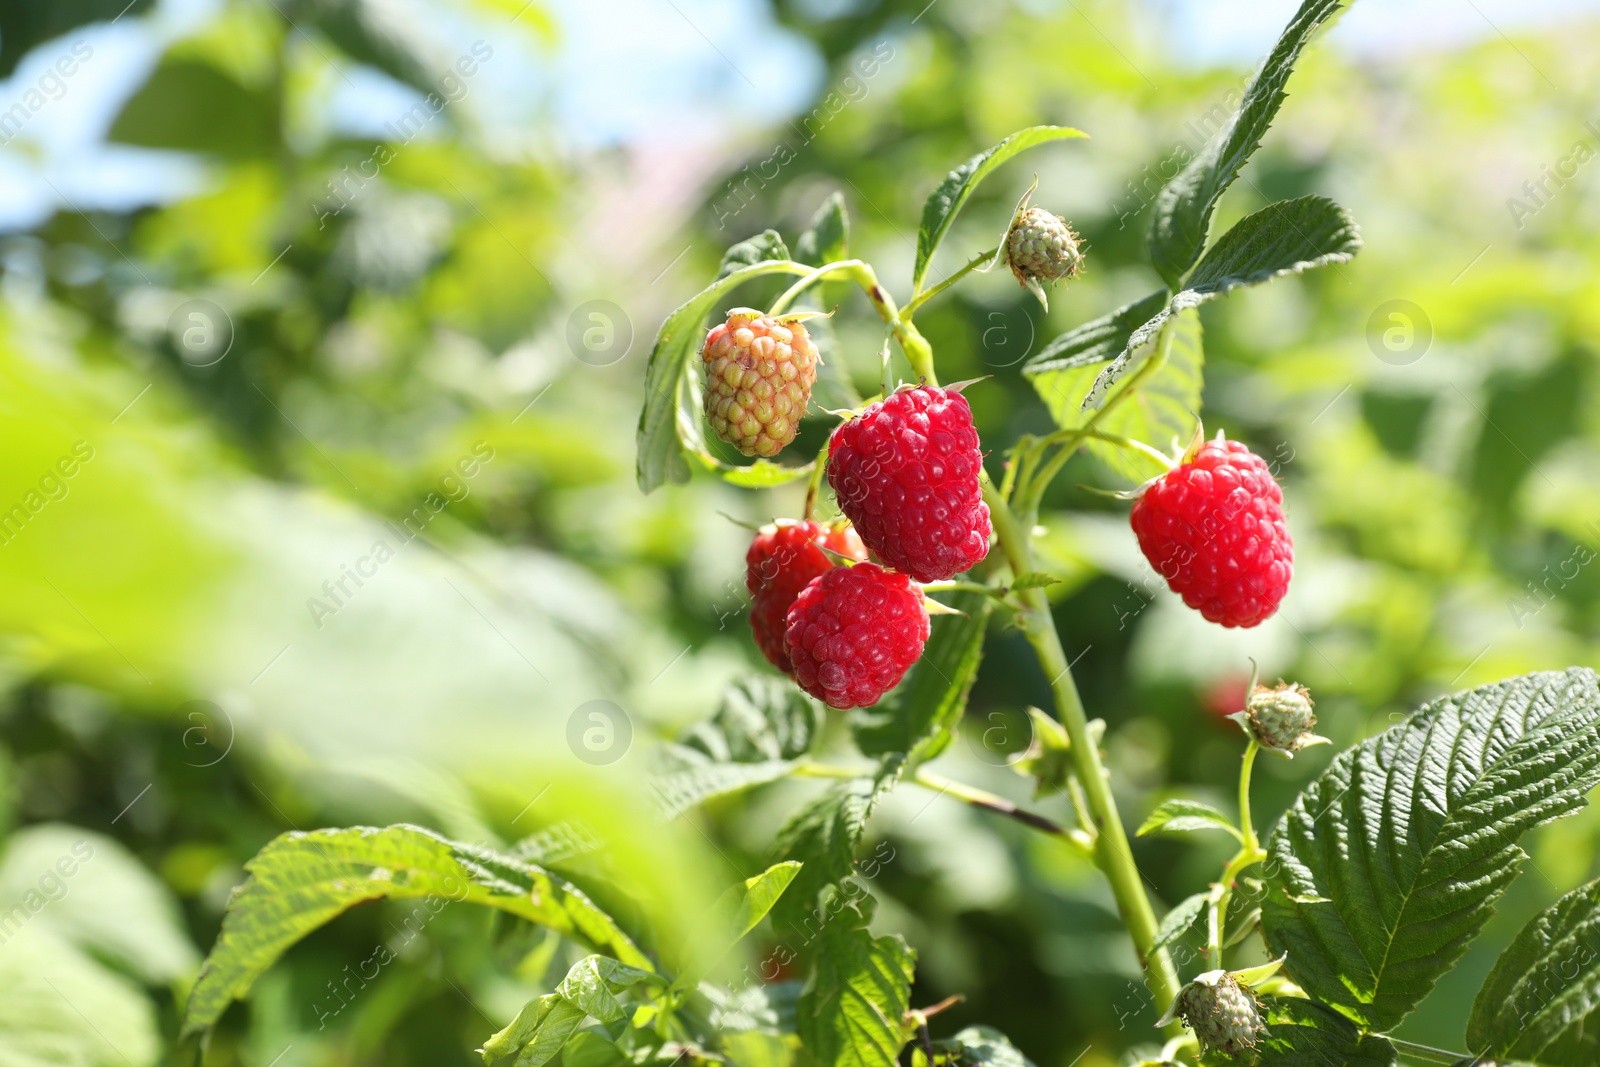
1009,707,1072,798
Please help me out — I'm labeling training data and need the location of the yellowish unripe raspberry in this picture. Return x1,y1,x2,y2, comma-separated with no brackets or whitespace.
701,310,818,458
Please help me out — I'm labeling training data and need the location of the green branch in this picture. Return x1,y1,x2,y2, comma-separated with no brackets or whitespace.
981,476,1181,1011
904,246,998,316
1017,320,1176,521
794,763,1091,859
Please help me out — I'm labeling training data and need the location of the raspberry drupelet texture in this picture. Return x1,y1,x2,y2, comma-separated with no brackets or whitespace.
783,562,929,710
826,385,991,583
745,520,867,674
1129,438,1292,628
701,310,818,457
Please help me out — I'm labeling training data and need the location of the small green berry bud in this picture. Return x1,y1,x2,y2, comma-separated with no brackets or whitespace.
1241,681,1325,755
1004,207,1082,294
1162,970,1266,1058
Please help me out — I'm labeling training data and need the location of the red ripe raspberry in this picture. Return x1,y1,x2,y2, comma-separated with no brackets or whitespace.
1129,438,1293,628
784,563,929,709
826,385,991,583
746,520,867,673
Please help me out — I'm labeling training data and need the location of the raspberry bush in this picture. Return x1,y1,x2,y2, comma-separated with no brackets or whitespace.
181,4,1600,1067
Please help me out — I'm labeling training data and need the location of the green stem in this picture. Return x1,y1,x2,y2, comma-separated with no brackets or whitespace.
793,762,863,780
1389,1039,1472,1066
982,477,1181,1011
1085,430,1174,470
768,261,854,315
802,439,830,521
920,580,1005,598
1208,742,1266,969
1018,323,1176,521
904,246,998,316
913,768,1094,859
795,763,1092,858
769,259,934,384
1239,741,1260,851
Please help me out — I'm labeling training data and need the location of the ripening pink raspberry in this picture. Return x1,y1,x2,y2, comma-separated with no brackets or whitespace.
826,385,991,583
701,310,818,457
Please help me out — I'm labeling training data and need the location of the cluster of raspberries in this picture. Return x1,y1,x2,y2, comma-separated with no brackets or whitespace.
703,314,1293,710
732,378,992,709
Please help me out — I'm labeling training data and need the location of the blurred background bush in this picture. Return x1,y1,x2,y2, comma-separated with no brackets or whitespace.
1,0,1598,1063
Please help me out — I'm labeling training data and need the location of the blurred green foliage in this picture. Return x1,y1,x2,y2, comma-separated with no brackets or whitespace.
0,0,1598,1065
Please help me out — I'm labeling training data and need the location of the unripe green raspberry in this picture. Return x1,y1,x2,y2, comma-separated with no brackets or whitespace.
1005,207,1082,288
1170,971,1266,1058
1246,681,1319,754
701,310,818,458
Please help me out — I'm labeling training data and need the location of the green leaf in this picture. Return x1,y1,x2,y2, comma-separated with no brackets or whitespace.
719,231,792,280
1151,891,1209,952
1081,196,1357,418
1182,194,1362,298
928,1026,1036,1067
1028,308,1203,483
770,758,905,934
1147,0,1350,286
636,260,805,493
1136,798,1241,840
0,2,155,78
688,451,812,489
796,902,915,1067
1086,307,1203,482
852,590,993,761
682,676,824,763
649,756,802,820
1020,290,1168,376
679,862,804,991
1210,997,1396,1067
481,956,662,1067
720,862,804,949
1468,877,1600,1065
1261,668,1600,1032
109,57,279,160
1008,708,1074,799
182,824,650,1035
1008,572,1061,590
796,193,849,267
295,0,452,99
651,677,825,818
0,824,199,986
913,126,1087,292
0,926,161,1067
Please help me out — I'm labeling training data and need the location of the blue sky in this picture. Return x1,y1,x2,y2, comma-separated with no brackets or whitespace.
0,0,1594,231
